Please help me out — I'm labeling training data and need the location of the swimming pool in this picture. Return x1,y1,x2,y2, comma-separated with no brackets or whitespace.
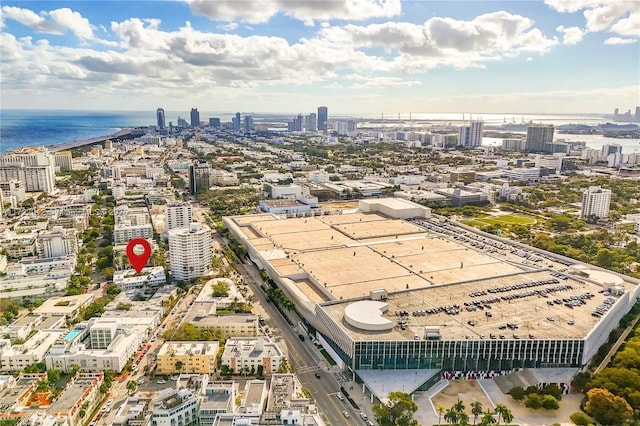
64,329,81,341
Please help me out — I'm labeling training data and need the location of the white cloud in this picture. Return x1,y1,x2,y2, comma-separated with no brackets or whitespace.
604,36,638,45
556,25,584,44
220,22,238,31
320,11,557,73
545,0,640,37
1,6,94,39
526,57,533,61
186,0,401,24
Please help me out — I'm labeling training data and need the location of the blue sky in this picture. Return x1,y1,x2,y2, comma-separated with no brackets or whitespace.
1,0,638,114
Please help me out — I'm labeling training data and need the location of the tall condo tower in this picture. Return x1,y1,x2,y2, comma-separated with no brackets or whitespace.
156,108,166,129
317,106,328,132
165,202,193,231
525,125,554,152
458,121,484,147
190,108,200,128
581,186,611,220
168,222,213,281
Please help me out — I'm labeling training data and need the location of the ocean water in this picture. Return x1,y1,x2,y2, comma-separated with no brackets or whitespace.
1,109,638,153
0,110,154,153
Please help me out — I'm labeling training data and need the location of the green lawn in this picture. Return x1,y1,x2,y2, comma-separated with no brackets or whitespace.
465,214,537,227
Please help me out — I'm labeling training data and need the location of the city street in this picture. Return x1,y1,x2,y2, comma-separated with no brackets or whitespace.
235,255,372,426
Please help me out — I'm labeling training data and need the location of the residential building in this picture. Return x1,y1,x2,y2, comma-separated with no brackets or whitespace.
0,330,66,372
0,179,26,206
189,161,211,195
502,138,525,151
156,341,219,374
0,147,56,193
244,115,253,132
581,186,612,220
305,113,317,132
46,373,104,426
220,337,284,376
151,388,199,426
37,226,79,258
232,112,242,131
190,108,200,128
458,121,484,148
208,118,221,128
168,223,213,281
54,151,73,172
33,294,95,319
157,108,166,129
199,380,235,426
165,203,193,231
317,106,328,132
525,125,554,152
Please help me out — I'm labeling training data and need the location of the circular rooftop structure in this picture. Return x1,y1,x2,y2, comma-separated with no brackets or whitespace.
344,300,394,331
582,270,624,286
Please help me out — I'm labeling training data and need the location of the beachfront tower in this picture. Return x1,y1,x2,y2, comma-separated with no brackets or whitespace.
156,108,166,129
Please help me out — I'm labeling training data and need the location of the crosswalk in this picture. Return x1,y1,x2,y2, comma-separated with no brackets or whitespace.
297,365,321,374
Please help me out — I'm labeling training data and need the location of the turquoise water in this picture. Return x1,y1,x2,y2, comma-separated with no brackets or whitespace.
64,329,81,341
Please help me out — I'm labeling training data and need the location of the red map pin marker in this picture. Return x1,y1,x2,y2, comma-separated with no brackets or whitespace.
126,238,152,274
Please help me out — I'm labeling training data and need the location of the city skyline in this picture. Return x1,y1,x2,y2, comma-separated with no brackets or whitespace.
1,1,639,113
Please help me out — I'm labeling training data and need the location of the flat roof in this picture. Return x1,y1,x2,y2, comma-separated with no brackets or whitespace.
33,294,94,316
228,211,638,342
158,341,219,356
48,376,101,414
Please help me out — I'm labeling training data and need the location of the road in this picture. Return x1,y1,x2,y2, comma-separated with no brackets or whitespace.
234,253,368,426
94,289,198,426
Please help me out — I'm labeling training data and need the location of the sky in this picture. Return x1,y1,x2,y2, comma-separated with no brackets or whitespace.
0,0,639,115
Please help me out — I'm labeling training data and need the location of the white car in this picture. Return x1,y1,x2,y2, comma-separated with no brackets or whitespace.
157,379,167,384
107,399,113,405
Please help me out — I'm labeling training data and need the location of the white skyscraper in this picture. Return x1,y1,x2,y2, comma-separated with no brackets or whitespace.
581,186,612,220
165,203,193,231
168,223,212,281
458,121,484,147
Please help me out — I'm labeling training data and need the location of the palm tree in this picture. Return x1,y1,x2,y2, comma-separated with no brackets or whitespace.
458,412,470,426
471,401,484,425
437,405,446,426
453,399,466,414
480,410,497,426
494,404,511,425
444,407,458,425
498,405,513,425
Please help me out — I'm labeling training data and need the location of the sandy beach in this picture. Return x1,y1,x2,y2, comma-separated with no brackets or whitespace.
45,129,132,152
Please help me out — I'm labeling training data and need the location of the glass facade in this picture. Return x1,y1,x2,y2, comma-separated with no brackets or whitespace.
324,337,584,372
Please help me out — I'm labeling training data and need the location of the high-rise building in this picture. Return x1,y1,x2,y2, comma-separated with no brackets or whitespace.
305,113,317,132
244,115,253,132
287,114,304,132
190,108,200,128
581,186,612,220
188,161,211,195
601,144,622,156
156,108,166,129
317,106,328,132
458,121,484,148
208,117,221,127
168,222,213,281
635,106,640,122
0,148,56,193
232,112,242,131
165,203,193,231
525,125,554,152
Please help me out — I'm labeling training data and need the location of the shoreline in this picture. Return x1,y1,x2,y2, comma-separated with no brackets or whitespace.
45,129,132,152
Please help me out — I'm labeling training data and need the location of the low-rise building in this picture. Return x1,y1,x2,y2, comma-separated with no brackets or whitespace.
220,337,284,376
46,373,104,426
113,266,166,292
151,388,199,426
0,330,65,372
33,294,95,319
156,341,219,375
199,380,236,426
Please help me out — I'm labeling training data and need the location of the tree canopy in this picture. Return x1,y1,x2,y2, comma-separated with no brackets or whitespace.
373,391,419,426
